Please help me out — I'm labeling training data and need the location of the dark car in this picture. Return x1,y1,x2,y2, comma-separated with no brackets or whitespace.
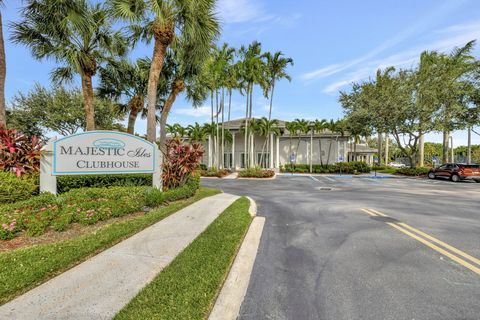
428,163,480,182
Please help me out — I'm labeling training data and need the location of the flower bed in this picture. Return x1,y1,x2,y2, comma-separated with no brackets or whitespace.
238,167,275,178
200,168,231,178
0,175,200,240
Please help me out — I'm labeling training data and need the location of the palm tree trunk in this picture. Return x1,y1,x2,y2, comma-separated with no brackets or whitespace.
81,73,95,131
244,87,249,168
215,90,220,168
146,40,166,142
442,130,449,164
418,133,425,166
0,13,6,127
159,79,185,154
221,88,225,169
266,82,275,160
126,95,143,134
326,138,333,166
318,138,323,166
377,132,383,165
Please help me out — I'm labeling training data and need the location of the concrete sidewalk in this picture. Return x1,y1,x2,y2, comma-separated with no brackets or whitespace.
0,193,239,320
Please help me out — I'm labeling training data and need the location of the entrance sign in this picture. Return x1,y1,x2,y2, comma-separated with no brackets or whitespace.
53,132,157,175
40,131,162,194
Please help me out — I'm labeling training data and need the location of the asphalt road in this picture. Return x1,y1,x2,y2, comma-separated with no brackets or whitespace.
202,174,480,320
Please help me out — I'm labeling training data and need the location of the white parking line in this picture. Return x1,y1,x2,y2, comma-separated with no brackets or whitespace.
310,176,320,182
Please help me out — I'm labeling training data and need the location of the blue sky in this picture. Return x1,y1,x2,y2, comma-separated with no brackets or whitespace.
3,0,480,146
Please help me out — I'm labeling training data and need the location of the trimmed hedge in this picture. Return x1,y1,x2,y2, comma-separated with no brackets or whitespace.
57,174,152,193
238,167,275,178
0,172,38,204
200,168,231,178
395,167,430,176
282,161,371,174
0,175,200,240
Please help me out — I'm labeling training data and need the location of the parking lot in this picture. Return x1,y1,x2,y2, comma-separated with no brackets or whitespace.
202,174,480,320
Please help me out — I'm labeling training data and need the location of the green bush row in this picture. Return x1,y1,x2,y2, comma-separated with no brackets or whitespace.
281,161,371,174
200,168,231,178
0,175,200,240
395,167,430,176
57,174,153,193
238,167,275,178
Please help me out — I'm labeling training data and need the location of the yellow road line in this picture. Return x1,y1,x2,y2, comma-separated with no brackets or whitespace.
362,208,480,276
397,222,480,267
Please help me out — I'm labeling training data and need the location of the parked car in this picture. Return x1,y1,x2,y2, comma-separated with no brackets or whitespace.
389,162,406,168
428,163,480,182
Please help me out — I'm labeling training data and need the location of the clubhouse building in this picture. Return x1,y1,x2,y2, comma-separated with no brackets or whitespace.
201,118,377,170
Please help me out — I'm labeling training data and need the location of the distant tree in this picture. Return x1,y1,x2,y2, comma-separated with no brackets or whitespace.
9,85,124,137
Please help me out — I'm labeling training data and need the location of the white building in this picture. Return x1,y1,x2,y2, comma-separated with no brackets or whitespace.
201,118,377,171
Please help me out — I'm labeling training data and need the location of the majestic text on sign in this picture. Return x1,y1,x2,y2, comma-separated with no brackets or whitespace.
53,131,157,175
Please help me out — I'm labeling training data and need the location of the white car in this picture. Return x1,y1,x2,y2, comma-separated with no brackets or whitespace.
389,162,406,168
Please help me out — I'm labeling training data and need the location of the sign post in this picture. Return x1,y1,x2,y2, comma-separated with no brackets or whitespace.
40,131,161,195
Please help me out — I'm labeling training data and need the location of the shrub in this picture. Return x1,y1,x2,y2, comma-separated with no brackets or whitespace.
0,175,201,240
0,126,42,176
238,167,275,178
395,167,429,176
0,172,38,204
281,161,371,174
57,174,152,193
200,167,230,178
163,138,204,190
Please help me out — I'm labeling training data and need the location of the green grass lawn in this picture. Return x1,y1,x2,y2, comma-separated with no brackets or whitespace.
0,188,221,305
115,197,253,320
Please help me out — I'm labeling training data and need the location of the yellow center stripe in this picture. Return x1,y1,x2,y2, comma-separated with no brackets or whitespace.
361,208,480,276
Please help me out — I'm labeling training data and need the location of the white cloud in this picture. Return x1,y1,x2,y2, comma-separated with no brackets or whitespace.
321,20,480,94
217,0,267,23
301,0,471,82
174,106,211,118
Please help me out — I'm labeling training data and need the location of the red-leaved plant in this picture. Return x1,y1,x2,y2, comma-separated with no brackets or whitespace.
162,138,204,190
0,126,42,177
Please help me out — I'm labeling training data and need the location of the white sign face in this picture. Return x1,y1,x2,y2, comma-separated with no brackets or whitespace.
53,131,157,175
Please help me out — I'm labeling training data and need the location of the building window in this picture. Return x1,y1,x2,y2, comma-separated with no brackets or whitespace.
224,153,233,168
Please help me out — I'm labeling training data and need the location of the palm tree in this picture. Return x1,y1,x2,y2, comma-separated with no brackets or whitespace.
187,122,208,143
263,52,293,156
293,119,310,158
98,58,151,134
0,0,6,127
285,121,298,165
110,0,219,143
258,118,280,167
313,119,328,165
325,119,337,165
238,42,266,168
12,1,127,131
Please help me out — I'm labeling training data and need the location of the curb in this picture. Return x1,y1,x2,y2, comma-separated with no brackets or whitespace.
208,199,265,320
246,196,257,217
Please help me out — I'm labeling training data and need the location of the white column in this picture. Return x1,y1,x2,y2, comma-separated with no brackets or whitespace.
269,134,274,168
40,137,57,195
208,135,212,168
232,132,236,171
276,136,280,168
385,134,389,165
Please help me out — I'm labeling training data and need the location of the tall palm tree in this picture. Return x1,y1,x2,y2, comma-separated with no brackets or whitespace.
238,42,266,168
0,0,6,127
263,52,293,156
285,121,298,165
110,0,219,143
12,1,127,131
313,119,328,165
98,57,152,134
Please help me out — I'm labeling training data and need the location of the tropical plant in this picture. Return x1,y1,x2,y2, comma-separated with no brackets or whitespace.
162,138,204,190
110,0,220,143
0,126,42,176
11,0,127,131
187,123,208,143
312,119,328,165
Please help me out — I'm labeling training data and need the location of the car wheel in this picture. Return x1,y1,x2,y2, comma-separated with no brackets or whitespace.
428,172,436,179
475,179,480,183
451,174,460,182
